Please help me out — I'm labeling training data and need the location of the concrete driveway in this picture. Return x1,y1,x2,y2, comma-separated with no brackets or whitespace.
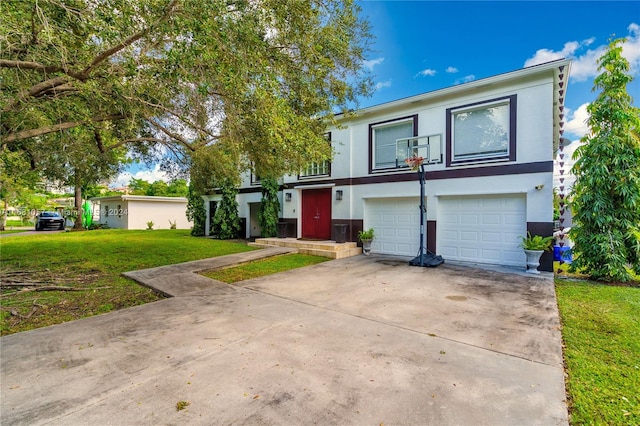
0,253,567,425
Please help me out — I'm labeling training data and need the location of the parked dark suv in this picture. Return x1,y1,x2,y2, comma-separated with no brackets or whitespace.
35,211,65,231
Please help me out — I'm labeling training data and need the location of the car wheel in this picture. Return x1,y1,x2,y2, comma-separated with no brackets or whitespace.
59,224,65,230
35,225,42,231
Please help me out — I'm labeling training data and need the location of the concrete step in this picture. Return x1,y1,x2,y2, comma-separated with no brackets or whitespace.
249,238,362,259
253,238,358,251
298,246,362,259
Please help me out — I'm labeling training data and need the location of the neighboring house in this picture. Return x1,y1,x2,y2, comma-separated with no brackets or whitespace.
91,195,192,230
204,59,571,272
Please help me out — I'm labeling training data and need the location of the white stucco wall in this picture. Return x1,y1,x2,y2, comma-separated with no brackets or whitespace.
93,196,192,230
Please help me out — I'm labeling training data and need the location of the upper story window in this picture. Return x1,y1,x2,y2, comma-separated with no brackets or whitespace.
369,115,417,172
300,160,330,177
446,95,516,166
300,132,331,178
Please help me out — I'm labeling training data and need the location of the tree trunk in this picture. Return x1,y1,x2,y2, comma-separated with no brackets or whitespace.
73,185,83,229
0,198,7,231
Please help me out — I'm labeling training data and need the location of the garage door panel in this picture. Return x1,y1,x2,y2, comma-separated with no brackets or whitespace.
460,215,479,225
482,214,501,225
441,215,459,225
380,227,397,237
482,232,501,243
460,231,478,241
460,247,479,259
481,199,502,209
503,231,521,242
397,228,412,238
481,249,500,262
504,214,522,225
504,250,525,264
439,195,526,267
365,198,421,256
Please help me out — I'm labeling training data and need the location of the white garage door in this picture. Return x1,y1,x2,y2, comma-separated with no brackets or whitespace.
438,195,526,267
364,198,421,256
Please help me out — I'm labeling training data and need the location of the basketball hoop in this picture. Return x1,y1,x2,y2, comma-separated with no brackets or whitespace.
404,155,424,171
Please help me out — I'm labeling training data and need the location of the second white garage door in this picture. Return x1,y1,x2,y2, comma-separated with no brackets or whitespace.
438,195,526,267
364,197,421,257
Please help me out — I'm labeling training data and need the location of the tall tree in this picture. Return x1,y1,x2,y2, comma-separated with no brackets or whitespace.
258,177,281,237
34,126,127,228
1,0,372,185
212,180,240,239
0,150,39,230
570,37,640,282
186,184,206,236
129,178,151,195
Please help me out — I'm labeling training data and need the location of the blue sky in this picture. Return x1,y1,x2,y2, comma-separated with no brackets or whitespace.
358,1,639,139
115,1,640,187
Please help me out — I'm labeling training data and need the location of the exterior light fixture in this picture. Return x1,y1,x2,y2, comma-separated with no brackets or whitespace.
336,190,343,201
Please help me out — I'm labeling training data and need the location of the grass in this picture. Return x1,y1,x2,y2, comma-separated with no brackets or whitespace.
1,229,256,335
202,253,329,283
555,278,640,425
5,219,30,227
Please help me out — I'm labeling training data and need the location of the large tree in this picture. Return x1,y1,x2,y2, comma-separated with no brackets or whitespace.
1,0,372,186
570,37,640,282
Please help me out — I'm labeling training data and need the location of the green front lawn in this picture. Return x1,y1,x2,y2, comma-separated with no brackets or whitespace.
1,229,256,335
555,278,640,424
202,253,329,283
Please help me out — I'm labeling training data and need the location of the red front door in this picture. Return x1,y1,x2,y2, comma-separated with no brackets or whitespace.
302,189,332,239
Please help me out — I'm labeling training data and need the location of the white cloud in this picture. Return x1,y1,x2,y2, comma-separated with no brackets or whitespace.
568,46,606,82
363,57,384,71
623,23,640,75
564,103,591,138
445,66,458,73
524,39,594,68
454,74,475,85
375,80,392,90
110,164,169,189
524,23,640,82
416,68,436,77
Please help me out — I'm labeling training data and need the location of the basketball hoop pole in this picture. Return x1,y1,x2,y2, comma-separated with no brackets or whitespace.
409,161,444,267
418,163,426,266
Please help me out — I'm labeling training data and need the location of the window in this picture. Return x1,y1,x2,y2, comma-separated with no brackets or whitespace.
369,115,417,171
104,205,109,217
300,161,330,177
300,132,331,178
446,95,516,166
250,172,261,186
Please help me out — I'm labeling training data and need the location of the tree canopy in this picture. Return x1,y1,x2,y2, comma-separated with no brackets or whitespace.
1,0,372,192
569,37,640,282
128,178,188,197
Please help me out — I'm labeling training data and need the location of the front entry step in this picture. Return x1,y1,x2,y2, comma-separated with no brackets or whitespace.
249,238,362,259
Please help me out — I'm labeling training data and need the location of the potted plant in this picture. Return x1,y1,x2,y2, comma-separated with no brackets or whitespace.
358,228,375,256
519,232,554,274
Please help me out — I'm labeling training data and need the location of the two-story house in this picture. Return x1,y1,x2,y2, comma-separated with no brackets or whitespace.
204,58,571,272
